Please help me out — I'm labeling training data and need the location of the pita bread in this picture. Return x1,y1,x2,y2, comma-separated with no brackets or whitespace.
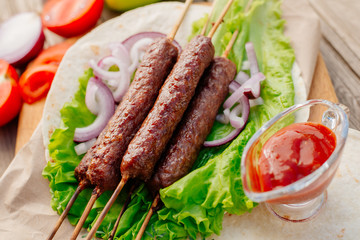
38,1,320,239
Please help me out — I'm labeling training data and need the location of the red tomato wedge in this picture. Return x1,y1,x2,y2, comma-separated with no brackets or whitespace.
29,40,75,67
42,0,104,38
19,64,58,104
0,60,22,126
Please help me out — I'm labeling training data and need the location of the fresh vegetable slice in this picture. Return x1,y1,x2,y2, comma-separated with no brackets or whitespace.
19,64,58,104
74,77,115,142
0,60,22,126
121,32,182,53
42,0,104,37
0,12,45,66
29,40,75,67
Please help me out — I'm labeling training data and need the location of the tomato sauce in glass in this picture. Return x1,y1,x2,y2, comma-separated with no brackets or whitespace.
255,122,336,192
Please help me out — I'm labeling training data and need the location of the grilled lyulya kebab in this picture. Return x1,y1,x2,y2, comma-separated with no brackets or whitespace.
46,1,194,239
85,1,235,239
135,29,239,240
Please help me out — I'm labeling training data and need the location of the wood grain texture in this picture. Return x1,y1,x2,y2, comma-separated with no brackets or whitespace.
320,39,360,130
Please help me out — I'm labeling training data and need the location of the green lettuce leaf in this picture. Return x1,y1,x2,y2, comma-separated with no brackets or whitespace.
43,0,295,239
160,0,295,238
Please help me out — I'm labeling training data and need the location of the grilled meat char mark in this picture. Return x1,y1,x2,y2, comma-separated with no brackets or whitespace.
121,35,215,182
148,57,237,193
85,38,178,193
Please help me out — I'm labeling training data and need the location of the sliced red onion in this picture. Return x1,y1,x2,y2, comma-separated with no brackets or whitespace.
229,95,250,130
122,31,182,53
234,71,250,85
89,59,123,80
74,77,115,142
74,138,97,155
128,38,154,74
216,108,231,124
90,56,131,102
203,128,242,147
245,42,259,76
224,72,265,108
243,72,265,99
0,12,45,66
223,84,244,109
229,81,241,93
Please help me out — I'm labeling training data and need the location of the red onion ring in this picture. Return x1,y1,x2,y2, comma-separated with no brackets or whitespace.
74,77,115,142
121,31,182,53
205,95,250,147
234,71,250,85
245,42,259,76
216,108,231,124
203,128,242,147
85,79,100,115
243,72,265,99
229,81,241,93
128,38,154,74
229,95,250,130
224,72,265,108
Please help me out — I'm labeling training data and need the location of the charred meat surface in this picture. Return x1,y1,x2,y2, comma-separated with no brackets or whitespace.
86,38,178,192
148,57,236,192
121,35,215,181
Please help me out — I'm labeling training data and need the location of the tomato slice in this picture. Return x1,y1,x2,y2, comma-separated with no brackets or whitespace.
42,0,104,37
29,40,75,67
0,60,22,126
19,64,58,104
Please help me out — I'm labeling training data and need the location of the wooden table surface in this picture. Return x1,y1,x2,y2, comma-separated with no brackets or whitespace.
1,0,359,177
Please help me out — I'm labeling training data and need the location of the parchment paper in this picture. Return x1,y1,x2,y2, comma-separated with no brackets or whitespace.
0,0,333,239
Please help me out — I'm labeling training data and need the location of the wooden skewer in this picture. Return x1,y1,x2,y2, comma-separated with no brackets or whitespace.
222,30,239,58
200,0,218,36
134,29,240,240
135,194,161,240
207,0,235,38
83,0,195,238
85,178,128,240
47,185,84,240
168,0,194,41
108,183,137,240
70,189,101,240
244,0,254,13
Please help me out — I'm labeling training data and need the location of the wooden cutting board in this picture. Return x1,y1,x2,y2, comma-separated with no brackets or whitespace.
14,53,338,153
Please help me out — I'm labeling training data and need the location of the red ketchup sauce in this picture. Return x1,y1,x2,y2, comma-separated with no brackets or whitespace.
254,122,336,192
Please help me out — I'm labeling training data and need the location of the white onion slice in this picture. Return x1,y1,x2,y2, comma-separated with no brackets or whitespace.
216,108,231,124
0,12,45,66
74,77,115,142
74,138,97,155
245,42,259,76
234,71,250,85
85,81,100,115
128,38,154,75
250,97,264,107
